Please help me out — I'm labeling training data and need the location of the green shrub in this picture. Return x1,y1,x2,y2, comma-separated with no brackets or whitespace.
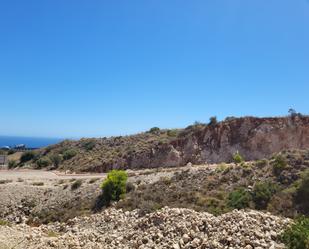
227,188,252,209
36,157,52,168
0,219,10,226
100,170,128,205
20,151,36,163
71,179,83,190
272,154,287,175
81,140,96,151
8,160,17,169
49,154,63,167
252,181,278,209
295,170,309,214
281,217,309,249
63,149,77,160
233,151,244,164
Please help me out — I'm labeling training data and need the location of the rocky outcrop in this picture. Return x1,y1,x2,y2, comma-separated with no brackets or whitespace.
0,207,291,249
31,115,309,172
127,115,309,168
173,115,309,164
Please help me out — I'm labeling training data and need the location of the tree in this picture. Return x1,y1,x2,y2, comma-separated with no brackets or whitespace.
100,170,128,205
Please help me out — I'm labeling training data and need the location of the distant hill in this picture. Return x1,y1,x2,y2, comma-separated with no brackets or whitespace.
18,115,309,172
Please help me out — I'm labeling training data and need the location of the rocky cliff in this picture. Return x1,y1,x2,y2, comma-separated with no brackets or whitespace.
27,115,309,172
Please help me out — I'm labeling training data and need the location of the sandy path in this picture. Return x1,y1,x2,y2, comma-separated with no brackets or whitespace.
0,169,106,180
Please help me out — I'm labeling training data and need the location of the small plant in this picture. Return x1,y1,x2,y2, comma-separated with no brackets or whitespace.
71,179,83,190
126,182,136,193
272,154,287,175
233,151,244,164
0,219,10,226
100,170,128,205
8,160,17,169
252,181,278,209
227,188,252,210
281,217,309,249
88,178,100,184
36,157,52,168
0,180,13,184
63,149,77,160
32,182,44,186
20,151,36,163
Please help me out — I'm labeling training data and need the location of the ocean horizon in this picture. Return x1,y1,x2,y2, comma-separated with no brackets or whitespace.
0,136,64,148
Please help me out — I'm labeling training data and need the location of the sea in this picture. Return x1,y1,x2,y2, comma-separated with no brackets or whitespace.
0,136,64,148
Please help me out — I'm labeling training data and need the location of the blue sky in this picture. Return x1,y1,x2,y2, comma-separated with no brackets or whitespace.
1,0,308,138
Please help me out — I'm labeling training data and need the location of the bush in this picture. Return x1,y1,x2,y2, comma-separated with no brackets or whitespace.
295,170,309,214
71,179,83,190
81,140,96,151
63,149,77,160
126,182,136,193
252,181,278,209
208,116,218,126
32,182,44,186
100,170,128,205
8,160,17,169
233,151,244,164
281,217,309,249
227,188,252,210
272,154,288,175
148,127,160,134
49,154,63,167
20,151,36,163
36,157,52,168
167,129,178,137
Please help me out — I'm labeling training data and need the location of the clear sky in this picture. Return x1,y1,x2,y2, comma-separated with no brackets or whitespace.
1,0,308,138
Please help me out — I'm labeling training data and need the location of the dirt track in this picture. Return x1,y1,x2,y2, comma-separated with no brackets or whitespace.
0,169,106,180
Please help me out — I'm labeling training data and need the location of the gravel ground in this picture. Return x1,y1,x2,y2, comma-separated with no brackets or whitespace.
0,207,290,249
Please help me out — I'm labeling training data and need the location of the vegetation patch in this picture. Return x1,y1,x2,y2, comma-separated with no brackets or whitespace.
227,188,252,210
252,181,278,210
281,217,309,249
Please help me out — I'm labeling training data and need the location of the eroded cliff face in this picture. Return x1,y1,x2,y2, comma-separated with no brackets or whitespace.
34,116,309,172
129,116,309,169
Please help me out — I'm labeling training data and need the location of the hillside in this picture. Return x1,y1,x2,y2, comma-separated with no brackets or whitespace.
1,149,308,248
17,115,309,172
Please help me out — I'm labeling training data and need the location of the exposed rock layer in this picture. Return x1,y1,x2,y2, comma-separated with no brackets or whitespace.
33,116,309,172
